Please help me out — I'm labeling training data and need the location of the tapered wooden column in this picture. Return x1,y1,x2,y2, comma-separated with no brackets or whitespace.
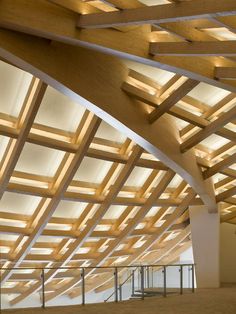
189,205,220,288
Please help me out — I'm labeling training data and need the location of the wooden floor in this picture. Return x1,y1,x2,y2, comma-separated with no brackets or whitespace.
2,287,236,314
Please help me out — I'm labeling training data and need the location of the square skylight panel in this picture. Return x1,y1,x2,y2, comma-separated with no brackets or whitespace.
35,86,86,133
0,61,32,117
15,142,65,177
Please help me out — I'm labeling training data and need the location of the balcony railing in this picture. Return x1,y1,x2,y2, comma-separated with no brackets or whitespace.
0,263,195,310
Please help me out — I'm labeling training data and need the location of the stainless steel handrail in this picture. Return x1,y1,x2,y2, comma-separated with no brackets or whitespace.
0,263,195,310
104,267,139,302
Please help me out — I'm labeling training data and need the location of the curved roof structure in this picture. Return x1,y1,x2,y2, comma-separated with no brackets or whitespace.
0,0,235,306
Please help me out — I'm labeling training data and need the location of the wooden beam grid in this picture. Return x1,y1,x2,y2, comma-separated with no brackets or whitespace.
0,66,234,302
0,121,194,302
0,0,236,305
6,168,174,303
0,69,234,303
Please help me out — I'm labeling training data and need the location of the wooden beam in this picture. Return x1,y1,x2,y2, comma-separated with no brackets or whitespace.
204,153,236,179
215,177,235,190
128,69,160,91
70,192,194,298
4,178,203,207
0,116,167,170
0,29,216,212
150,41,236,57
124,191,195,264
211,142,235,160
149,79,198,123
221,207,236,222
45,170,175,301
123,80,235,142
1,113,101,285
1,0,236,96
96,0,144,10
180,93,236,140
0,78,47,199
216,186,236,202
77,0,236,29
215,67,236,80
9,145,143,305
181,105,236,152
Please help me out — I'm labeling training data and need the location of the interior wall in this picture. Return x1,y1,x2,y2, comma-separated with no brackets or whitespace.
220,223,236,284
189,206,220,288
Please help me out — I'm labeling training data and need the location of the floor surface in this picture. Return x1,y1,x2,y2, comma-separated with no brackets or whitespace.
2,287,236,314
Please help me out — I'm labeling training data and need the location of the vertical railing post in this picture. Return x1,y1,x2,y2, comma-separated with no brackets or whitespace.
132,270,135,296
163,266,167,298
151,267,154,288
192,264,195,293
138,266,140,290
41,268,45,309
180,265,183,295
119,284,122,301
147,266,150,288
140,266,144,300
81,268,85,305
0,269,2,311
114,267,118,302
188,265,190,288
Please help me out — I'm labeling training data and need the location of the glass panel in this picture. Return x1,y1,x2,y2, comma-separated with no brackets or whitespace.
0,267,42,310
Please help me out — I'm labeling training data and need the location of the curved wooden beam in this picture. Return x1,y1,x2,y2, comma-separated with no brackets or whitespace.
0,29,216,212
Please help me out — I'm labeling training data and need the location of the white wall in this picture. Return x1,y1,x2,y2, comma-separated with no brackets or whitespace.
189,206,220,288
220,223,236,284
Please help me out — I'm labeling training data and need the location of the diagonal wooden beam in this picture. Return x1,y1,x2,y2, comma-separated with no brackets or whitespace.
123,79,235,142
125,191,195,264
204,153,236,179
9,145,143,305
70,191,195,298
0,78,47,199
46,170,176,301
221,207,236,222
1,113,101,285
77,0,236,29
216,186,236,202
0,26,217,212
91,227,191,295
0,116,167,169
1,0,236,96
211,142,235,160
180,93,236,140
148,79,199,123
215,177,236,190
181,105,236,152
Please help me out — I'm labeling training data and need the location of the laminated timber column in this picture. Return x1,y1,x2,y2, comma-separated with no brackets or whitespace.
189,205,220,288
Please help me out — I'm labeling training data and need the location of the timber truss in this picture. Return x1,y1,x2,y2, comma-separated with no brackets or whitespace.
0,0,235,306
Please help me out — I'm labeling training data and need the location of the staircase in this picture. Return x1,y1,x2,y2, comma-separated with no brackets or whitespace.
130,288,166,300
130,288,183,300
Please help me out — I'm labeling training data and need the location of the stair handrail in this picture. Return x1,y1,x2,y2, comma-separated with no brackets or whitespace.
104,266,138,302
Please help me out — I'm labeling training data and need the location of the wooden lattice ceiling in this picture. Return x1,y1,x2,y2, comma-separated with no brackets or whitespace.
0,0,235,306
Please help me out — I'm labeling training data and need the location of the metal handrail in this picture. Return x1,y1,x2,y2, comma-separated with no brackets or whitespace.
0,263,195,271
104,267,138,302
0,263,195,310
